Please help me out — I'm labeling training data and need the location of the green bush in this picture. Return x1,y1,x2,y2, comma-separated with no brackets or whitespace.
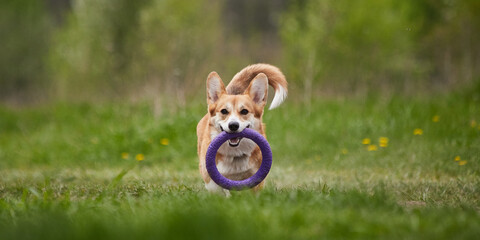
1,0,479,104
280,0,480,98
49,0,222,103
281,0,422,97
49,0,149,100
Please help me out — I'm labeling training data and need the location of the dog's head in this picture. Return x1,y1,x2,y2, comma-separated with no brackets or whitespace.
206,72,267,151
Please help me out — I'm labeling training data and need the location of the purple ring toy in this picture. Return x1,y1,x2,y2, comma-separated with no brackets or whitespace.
206,128,273,190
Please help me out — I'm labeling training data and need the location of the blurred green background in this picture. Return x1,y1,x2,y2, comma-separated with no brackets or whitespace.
1,0,480,239
2,0,479,104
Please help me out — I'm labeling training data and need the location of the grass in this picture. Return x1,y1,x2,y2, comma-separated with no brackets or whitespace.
0,87,479,239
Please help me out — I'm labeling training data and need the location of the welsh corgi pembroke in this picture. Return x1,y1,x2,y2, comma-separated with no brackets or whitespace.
196,64,288,195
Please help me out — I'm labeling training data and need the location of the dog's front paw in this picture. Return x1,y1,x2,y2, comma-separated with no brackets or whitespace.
205,180,230,197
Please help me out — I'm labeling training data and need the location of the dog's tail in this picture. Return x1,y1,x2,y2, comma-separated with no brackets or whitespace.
226,63,288,110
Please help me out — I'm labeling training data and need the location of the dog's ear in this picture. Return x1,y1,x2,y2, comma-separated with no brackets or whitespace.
206,72,226,105
246,73,268,106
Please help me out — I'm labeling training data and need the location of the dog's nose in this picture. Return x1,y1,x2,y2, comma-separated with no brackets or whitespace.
228,122,239,132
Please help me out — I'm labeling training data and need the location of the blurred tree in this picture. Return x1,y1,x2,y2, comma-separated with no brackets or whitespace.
281,0,422,100
0,0,52,102
416,0,480,88
223,0,286,40
49,0,148,100
49,0,226,107
135,0,222,107
45,0,71,25
1,0,479,105
280,0,480,99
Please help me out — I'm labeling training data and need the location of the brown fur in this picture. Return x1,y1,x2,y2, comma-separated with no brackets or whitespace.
227,64,288,96
197,64,287,194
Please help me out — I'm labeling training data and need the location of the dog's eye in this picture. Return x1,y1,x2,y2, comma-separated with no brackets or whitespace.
220,109,229,115
240,109,249,115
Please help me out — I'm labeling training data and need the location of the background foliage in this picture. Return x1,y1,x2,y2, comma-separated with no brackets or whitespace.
1,0,479,104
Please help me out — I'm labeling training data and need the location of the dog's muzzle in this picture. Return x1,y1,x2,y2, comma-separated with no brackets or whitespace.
220,124,250,147
228,137,242,147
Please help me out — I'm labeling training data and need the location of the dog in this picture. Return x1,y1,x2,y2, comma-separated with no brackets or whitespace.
196,64,288,195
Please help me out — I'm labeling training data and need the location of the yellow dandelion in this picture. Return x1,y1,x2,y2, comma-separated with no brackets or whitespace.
432,115,440,122
471,120,477,128
454,156,461,161
458,160,467,166
136,153,145,161
160,138,169,146
314,155,321,161
367,145,378,151
379,137,389,147
306,159,312,165
362,138,371,145
413,128,423,135
121,152,129,159
341,148,348,155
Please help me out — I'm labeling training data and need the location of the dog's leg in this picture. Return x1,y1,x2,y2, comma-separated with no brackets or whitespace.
205,180,231,197
251,180,265,193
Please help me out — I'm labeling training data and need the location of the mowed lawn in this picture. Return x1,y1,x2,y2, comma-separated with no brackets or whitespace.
0,89,479,239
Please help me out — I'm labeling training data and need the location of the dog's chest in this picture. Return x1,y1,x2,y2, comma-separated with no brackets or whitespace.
217,154,257,180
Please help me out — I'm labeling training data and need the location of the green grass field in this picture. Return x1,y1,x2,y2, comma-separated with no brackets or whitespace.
1,88,479,239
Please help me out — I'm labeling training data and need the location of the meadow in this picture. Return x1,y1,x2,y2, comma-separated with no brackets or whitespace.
1,85,479,239
1,0,480,239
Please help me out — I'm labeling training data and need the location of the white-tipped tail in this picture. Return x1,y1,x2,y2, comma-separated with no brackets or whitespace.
269,85,287,110
226,63,288,109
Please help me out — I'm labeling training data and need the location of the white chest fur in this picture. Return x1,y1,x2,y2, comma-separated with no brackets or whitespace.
217,154,252,176
209,129,258,178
